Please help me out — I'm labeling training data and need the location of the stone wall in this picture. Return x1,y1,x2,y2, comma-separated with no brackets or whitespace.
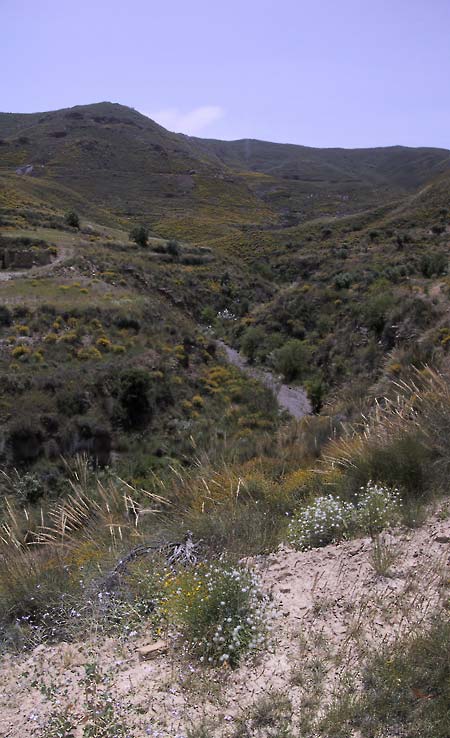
0,248,52,270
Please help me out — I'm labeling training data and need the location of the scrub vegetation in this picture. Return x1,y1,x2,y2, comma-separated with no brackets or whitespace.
0,102,449,737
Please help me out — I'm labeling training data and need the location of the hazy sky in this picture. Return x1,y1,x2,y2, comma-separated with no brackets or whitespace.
2,0,449,148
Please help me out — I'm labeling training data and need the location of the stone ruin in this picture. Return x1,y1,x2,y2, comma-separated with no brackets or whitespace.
0,246,52,270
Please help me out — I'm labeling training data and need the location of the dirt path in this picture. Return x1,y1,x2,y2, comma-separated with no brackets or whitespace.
217,340,311,419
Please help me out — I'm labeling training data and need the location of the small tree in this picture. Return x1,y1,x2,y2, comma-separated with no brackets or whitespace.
241,326,266,364
129,225,149,247
65,210,80,228
118,368,153,428
274,339,312,382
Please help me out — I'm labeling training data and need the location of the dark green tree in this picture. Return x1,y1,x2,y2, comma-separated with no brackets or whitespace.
118,368,153,428
274,339,312,382
65,210,80,228
241,326,266,364
129,225,149,247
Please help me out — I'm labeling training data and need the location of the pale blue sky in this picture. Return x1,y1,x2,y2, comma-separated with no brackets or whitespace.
2,0,449,148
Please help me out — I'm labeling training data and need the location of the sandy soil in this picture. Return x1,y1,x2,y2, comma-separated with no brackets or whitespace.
0,509,448,738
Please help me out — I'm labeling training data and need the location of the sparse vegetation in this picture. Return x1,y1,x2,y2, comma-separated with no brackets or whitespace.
0,100,450,738
161,560,271,667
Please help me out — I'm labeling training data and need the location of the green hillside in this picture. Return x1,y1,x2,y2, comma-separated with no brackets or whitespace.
1,103,450,738
0,100,449,484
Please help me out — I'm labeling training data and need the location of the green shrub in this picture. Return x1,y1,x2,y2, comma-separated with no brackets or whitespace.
166,239,180,258
334,272,353,289
288,495,354,550
241,326,267,363
355,481,402,535
274,339,312,382
0,305,12,327
0,548,80,628
9,421,43,464
182,500,286,556
363,291,396,335
129,224,148,247
420,252,447,277
161,560,270,667
64,210,80,228
117,367,153,428
305,376,326,413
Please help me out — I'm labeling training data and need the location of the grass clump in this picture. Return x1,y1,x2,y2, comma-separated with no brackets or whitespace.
162,559,271,667
232,691,293,738
369,534,399,576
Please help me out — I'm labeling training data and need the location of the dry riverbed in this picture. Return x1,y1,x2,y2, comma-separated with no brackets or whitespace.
217,341,311,419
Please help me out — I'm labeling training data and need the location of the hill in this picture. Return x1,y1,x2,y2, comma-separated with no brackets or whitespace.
0,101,450,738
1,102,449,236
0,102,450,482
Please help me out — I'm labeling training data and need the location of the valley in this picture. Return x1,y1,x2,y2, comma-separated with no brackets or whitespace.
0,102,449,738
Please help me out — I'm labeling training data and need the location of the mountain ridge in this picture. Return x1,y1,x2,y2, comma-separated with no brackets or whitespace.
1,101,449,240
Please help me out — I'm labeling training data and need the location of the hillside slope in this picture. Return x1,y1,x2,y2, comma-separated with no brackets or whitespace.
0,103,271,239
1,102,449,236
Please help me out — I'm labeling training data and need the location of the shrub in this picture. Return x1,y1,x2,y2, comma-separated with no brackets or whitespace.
334,272,353,289
420,252,447,277
0,305,12,326
117,367,153,428
200,306,216,326
14,324,30,335
64,210,80,228
363,291,396,335
113,315,140,332
0,550,65,624
305,376,326,413
13,472,44,504
288,495,354,550
347,432,432,499
161,560,271,667
192,394,204,408
76,346,102,360
166,239,180,258
96,336,112,351
129,225,149,247
274,339,312,382
11,345,31,360
355,481,402,535
58,331,78,344
9,422,43,464
241,326,267,363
